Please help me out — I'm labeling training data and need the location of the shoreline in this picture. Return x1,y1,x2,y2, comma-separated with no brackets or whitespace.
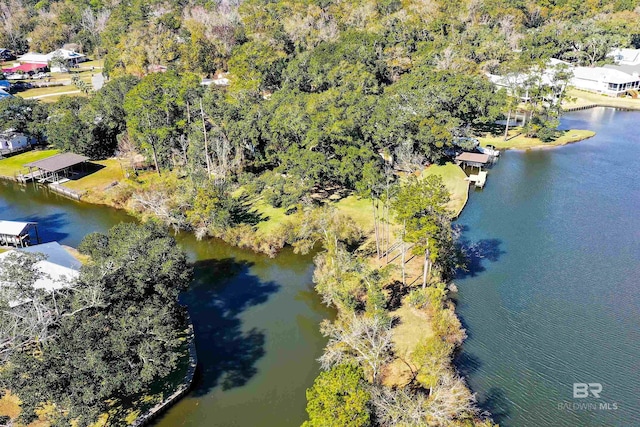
479,129,596,151
505,131,596,152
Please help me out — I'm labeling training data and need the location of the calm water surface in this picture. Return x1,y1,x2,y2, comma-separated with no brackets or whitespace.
0,181,332,426
455,108,640,427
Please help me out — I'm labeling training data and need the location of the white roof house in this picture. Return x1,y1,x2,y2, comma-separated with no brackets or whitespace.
17,49,87,72
0,242,80,307
0,220,33,237
571,66,640,96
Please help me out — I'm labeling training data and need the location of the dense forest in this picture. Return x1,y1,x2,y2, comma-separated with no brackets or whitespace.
3,0,639,245
1,0,639,425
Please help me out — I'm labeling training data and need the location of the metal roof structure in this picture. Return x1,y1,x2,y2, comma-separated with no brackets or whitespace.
0,220,34,237
572,66,639,85
21,242,82,270
24,153,89,173
0,242,80,307
2,62,47,73
455,152,490,164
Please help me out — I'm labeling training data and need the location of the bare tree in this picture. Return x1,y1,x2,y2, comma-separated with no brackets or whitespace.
427,373,477,425
132,189,189,232
370,386,430,427
319,314,393,384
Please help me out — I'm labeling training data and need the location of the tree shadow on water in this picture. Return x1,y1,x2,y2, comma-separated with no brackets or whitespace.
456,236,505,278
477,387,512,426
454,350,481,378
454,352,511,424
182,258,280,396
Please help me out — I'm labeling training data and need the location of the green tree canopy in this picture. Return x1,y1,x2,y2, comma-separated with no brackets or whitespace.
303,364,372,427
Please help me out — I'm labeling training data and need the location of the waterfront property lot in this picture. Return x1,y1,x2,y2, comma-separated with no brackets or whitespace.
420,162,469,217
478,127,595,150
61,159,126,202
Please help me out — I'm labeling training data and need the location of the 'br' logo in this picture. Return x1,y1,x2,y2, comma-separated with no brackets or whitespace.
573,383,602,398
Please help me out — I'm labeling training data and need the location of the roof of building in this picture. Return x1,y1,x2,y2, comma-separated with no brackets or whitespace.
0,220,34,237
603,63,640,76
16,52,49,63
21,242,82,270
17,49,85,65
456,152,490,164
609,48,640,65
49,49,85,60
572,66,639,84
2,62,47,73
24,153,89,172
0,242,80,307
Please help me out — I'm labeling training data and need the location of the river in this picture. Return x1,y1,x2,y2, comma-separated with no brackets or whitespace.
1,107,638,427
0,180,332,426
455,107,640,427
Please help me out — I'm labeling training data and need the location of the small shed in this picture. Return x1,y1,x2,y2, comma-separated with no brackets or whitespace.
455,152,490,169
0,220,40,247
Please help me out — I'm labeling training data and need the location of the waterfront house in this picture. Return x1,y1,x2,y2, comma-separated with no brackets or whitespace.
570,66,640,97
486,58,572,102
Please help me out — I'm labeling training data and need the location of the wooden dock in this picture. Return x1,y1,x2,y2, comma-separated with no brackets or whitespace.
16,169,45,183
467,171,488,188
48,183,83,201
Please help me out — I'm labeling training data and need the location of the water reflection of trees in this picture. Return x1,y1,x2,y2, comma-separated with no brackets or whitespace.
185,258,279,395
456,225,505,278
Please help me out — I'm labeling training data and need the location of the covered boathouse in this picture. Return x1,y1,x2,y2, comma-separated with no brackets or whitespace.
19,152,89,183
0,220,40,247
455,152,490,169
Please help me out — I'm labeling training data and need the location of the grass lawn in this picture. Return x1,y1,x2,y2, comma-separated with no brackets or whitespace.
35,93,88,103
564,88,640,111
334,195,375,232
383,304,434,387
78,58,104,69
420,162,469,217
478,127,595,150
0,149,59,177
253,165,468,238
62,159,126,203
253,199,289,235
16,85,81,100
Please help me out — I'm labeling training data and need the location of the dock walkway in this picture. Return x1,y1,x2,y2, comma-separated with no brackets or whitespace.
466,171,488,188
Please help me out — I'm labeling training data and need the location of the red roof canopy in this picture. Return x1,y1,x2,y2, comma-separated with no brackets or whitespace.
2,63,47,73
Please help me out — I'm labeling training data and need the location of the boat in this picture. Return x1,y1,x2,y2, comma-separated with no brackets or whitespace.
478,144,500,157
